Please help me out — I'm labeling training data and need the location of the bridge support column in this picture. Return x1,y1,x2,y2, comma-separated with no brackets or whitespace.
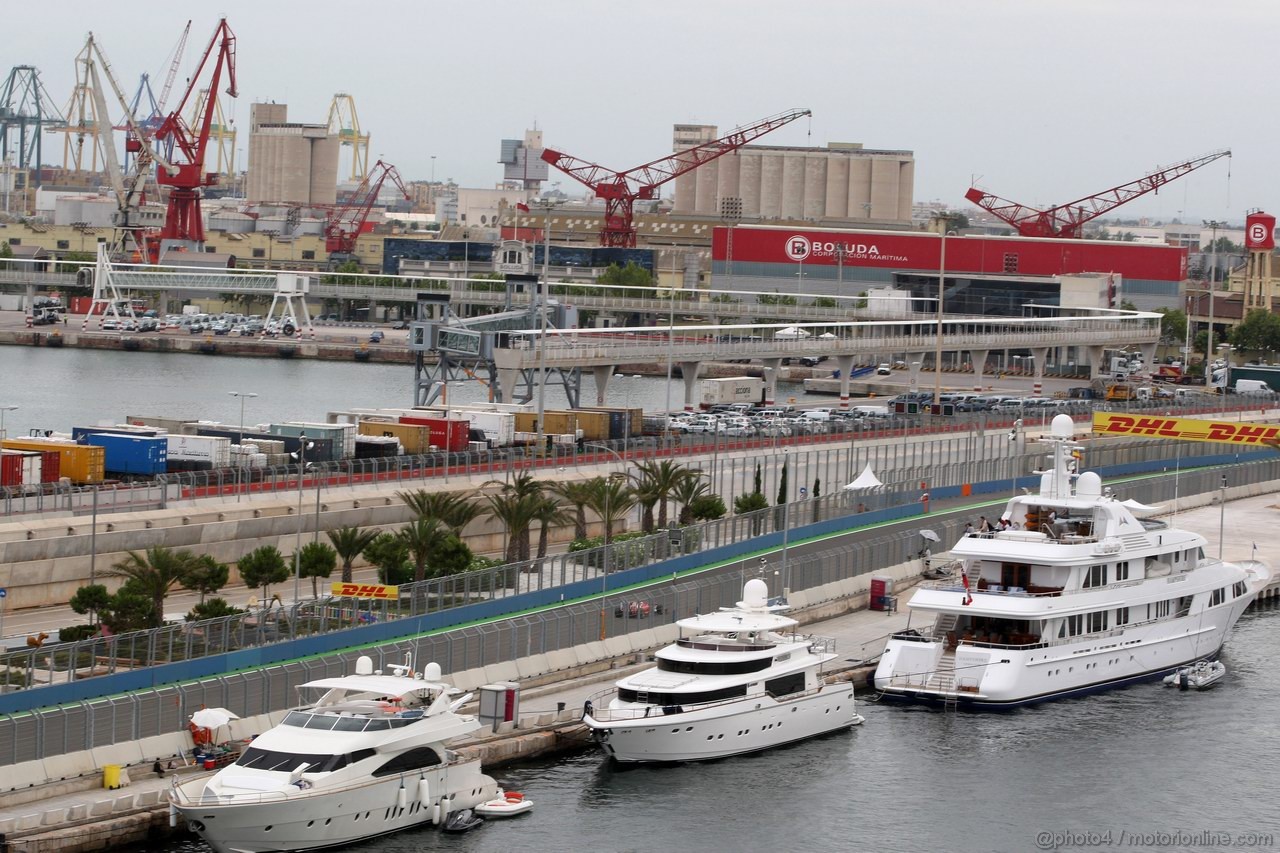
1139,341,1158,376
591,365,617,406
495,367,519,404
835,355,855,408
1086,345,1107,379
969,348,990,390
906,354,926,397
24,284,35,314
678,362,702,411
761,358,783,406
1031,346,1049,392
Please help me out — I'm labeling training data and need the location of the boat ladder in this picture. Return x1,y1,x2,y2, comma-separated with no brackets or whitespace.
933,613,959,641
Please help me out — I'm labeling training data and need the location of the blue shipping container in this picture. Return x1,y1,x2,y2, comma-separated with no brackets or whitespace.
82,433,168,476
71,425,162,441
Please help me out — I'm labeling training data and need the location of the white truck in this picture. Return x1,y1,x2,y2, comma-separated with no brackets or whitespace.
700,376,764,407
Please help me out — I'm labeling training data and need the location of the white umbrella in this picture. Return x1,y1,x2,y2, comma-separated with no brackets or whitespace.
191,707,239,730
843,463,883,491
919,529,940,542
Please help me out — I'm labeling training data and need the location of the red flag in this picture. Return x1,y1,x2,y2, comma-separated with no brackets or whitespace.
960,565,973,606
516,202,530,212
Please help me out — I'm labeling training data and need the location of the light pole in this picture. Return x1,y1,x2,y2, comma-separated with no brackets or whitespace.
935,230,956,408
228,392,257,502
292,433,313,605
0,405,16,441
535,198,559,456
1218,473,1227,559
1203,220,1222,385
594,467,627,640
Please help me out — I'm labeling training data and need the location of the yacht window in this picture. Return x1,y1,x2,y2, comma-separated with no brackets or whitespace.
1209,588,1226,607
617,684,748,706
766,673,806,697
1083,565,1107,588
1060,614,1084,638
236,747,350,773
365,719,391,731
1234,581,1248,598
1176,596,1192,617
657,657,772,676
1114,561,1130,581
303,715,339,731
371,747,443,778
1115,607,1129,626
283,712,311,728
1087,611,1108,633
1151,600,1171,619
333,717,369,732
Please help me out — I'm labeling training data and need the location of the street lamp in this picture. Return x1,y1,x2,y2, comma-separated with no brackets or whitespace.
291,434,314,605
535,197,561,456
596,468,628,640
0,405,16,441
228,392,257,502
1203,220,1222,385
934,230,956,408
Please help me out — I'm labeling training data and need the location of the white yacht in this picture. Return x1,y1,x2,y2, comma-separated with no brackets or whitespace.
170,655,500,853
874,414,1271,709
583,578,862,762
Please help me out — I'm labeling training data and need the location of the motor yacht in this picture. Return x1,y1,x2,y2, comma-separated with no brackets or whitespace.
874,414,1271,709
170,654,499,853
583,578,862,762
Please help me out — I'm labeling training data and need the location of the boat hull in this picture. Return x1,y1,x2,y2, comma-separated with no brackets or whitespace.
584,684,859,763
171,761,498,853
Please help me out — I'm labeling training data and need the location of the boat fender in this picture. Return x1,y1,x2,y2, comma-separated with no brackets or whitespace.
418,778,431,806
438,796,451,825
169,803,178,828
397,782,407,809
1179,671,1189,691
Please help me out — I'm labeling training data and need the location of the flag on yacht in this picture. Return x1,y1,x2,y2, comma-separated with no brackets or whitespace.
960,565,973,606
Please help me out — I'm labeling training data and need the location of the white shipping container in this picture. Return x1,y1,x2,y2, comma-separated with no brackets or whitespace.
167,434,233,467
19,452,42,486
460,411,516,447
700,376,764,407
283,421,357,458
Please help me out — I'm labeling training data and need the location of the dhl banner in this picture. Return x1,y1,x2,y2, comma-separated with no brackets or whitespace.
1093,412,1280,446
330,582,400,600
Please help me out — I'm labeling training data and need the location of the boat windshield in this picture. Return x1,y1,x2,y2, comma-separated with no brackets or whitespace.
283,710,422,731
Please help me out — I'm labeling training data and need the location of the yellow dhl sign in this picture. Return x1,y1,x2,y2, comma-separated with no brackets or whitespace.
330,582,400,600
1092,412,1280,446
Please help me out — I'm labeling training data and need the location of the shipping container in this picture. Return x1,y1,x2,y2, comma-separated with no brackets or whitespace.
1,439,105,484
193,427,332,463
167,434,233,468
72,424,164,442
82,432,168,476
700,376,764,407
36,449,60,482
354,436,403,459
18,451,42,485
454,411,515,447
395,416,470,452
358,421,435,455
274,422,358,460
580,407,644,439
125,415,200,434
513,410,588,438
0,451,22,487
569,410,612,442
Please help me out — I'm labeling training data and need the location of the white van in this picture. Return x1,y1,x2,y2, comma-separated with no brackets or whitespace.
801,409,832,422
1235,379,1273,395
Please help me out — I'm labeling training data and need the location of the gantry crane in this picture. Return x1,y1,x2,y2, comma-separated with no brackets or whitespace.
965,149,1232,239
117,20,191,168
327,94,370,182
324,159,410,264
540,108,811,247
151,17,238,248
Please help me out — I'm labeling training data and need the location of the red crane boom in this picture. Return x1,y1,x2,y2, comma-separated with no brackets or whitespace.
325,159,411,258
541,108,811,247
964,149,1231,239
152,18,237,247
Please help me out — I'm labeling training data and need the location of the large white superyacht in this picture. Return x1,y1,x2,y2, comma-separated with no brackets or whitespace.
170,655,499,853
874,414,1270,709
583,578,862,762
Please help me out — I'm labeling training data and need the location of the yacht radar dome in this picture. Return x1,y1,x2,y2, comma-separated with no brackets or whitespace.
355,656,374,676
424,661,442,681
738,578,770,610
1051,414,1074,438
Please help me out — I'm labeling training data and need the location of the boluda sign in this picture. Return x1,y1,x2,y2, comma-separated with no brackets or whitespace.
330,581,401,600
1092,412,1280,446
785,233,907,263
1245,211,1276,251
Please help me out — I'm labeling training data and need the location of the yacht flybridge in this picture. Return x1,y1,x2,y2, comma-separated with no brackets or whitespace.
874,414,1270,709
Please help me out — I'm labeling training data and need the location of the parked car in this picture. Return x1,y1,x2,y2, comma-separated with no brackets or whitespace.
876,363,893,375
391,320,409,330
369,330,385,343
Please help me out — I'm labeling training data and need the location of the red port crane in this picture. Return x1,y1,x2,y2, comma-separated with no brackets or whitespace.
964,149,1231,239
151,18,238,247
325,159,411,261
541,108,811,248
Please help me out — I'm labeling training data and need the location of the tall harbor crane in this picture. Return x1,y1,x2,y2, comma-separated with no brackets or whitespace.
540,108,811,247
325,159,410,264
965,149,1231,239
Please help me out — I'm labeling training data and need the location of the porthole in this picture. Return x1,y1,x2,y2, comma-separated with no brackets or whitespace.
264,825,273,832
306,821,314,828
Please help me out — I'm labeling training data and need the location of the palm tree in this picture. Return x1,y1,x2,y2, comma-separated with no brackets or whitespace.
399,517,451,584
547,480,597,540
531,494,573,560
671,474,713,525
483,492,542,563
327,526,378,583
396,489,483,533
631,460,698,531
585,475,637,543
107,547,200,628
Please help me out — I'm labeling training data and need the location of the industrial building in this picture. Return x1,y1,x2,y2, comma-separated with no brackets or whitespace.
245,103,340,206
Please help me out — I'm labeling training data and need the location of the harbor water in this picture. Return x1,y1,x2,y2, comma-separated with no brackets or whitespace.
142,606,1280,853
0,347,823,438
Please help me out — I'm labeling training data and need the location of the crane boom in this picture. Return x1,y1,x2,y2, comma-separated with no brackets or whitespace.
965,149,1231,238
541,108,811,247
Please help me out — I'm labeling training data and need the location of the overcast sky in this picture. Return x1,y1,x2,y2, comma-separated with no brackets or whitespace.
11,1,1257,223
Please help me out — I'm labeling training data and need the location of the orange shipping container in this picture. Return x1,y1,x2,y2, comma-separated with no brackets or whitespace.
357,421,435,455
514,411,581,437
1,439,106,484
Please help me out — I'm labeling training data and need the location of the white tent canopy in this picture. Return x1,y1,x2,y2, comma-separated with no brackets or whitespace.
843,463,883,491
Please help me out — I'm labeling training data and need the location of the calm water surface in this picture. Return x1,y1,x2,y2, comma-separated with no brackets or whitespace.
142,606,1280,853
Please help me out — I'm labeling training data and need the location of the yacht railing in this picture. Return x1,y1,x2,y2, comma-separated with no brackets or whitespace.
582,683,832,723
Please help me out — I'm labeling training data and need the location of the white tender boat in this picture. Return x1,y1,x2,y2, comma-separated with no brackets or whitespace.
474,790,534,817
169,655,499,853
1163,660,1227,690
874,414,1271,709
582,578,862,763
